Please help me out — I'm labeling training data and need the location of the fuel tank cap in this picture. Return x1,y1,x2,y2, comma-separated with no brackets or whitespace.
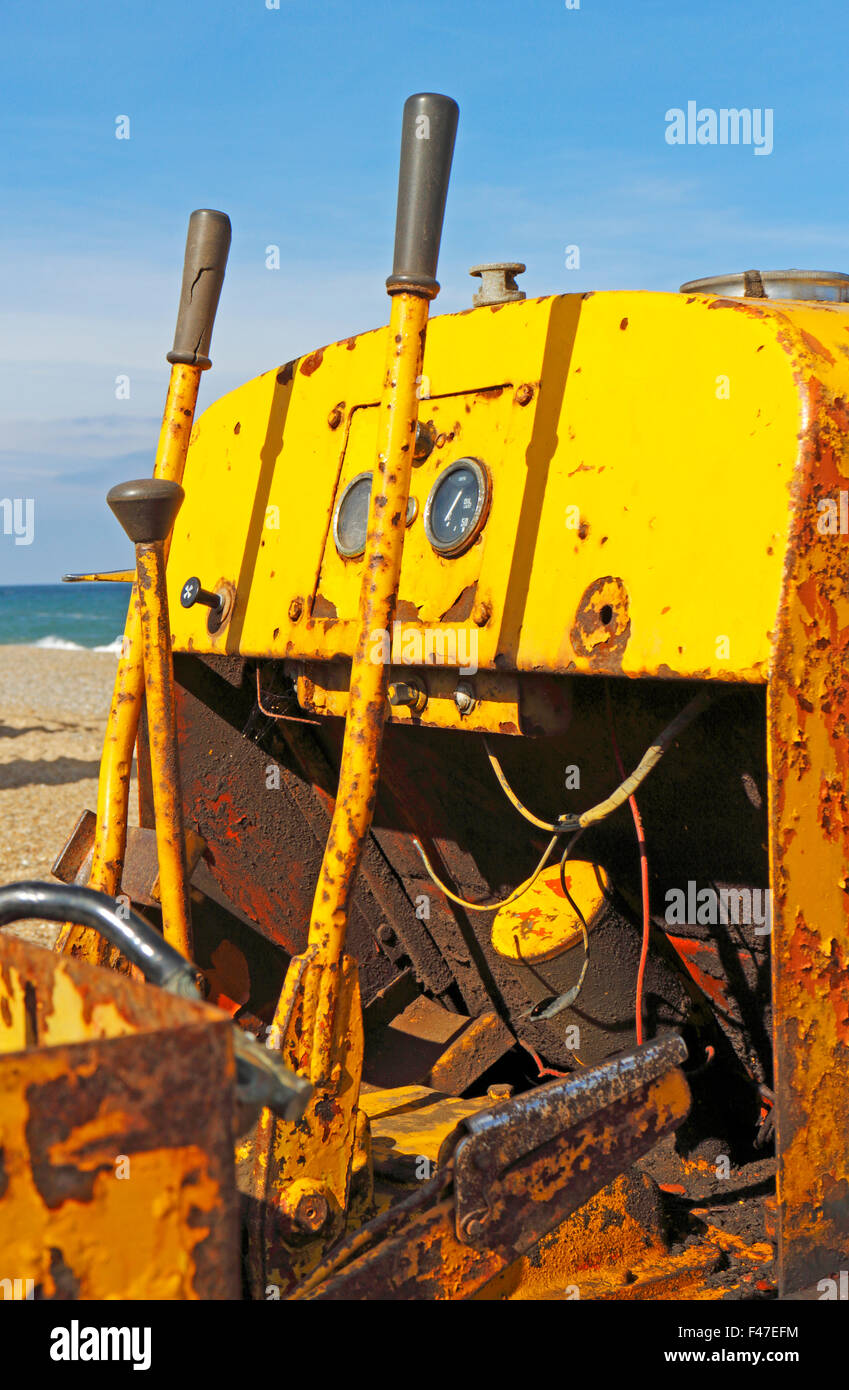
680,269,849,302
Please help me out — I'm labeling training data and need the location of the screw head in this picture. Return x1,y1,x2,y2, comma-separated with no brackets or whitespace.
327,405,344,430
514,383,534,407
181,576,201,608
288,597,303,623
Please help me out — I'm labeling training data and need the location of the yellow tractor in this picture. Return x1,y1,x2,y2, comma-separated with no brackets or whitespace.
2,91,848,1301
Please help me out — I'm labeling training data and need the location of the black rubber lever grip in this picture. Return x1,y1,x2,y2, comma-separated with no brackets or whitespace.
387,92,459,299
167,208,232,370
0,881,202,999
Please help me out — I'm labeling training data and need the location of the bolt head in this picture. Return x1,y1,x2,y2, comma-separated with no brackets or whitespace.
288,597,303,622
462,1213,487,1240
514,383,534,407
327,406,344,430
293,1190,329,1234
453,683,475,716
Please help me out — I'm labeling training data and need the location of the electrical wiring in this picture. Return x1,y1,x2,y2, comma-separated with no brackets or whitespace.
483,688,712,835
517,846,591,1020
411,832,559,912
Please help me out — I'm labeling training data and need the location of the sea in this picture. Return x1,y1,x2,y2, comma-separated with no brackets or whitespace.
0,584,131,653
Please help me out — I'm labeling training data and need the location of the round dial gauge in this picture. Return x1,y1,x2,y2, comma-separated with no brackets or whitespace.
333,473,417,558
424,458,491,557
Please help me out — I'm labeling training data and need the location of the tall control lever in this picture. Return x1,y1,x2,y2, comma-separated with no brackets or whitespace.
59,209,231,970
250,93,459,1298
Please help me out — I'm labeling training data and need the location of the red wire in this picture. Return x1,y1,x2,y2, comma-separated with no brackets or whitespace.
606,688,650,1047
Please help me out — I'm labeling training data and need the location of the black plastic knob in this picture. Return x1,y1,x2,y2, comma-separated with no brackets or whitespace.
106,479,185,545
180,576,224,613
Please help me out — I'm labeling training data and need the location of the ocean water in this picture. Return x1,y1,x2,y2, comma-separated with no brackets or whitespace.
0,584,131,651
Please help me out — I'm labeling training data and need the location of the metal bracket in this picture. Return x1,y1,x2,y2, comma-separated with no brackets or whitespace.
453,1034,689,1255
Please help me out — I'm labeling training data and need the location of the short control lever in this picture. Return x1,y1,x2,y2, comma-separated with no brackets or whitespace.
180,576,225,614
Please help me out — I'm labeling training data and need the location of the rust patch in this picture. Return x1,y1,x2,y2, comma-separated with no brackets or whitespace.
570,576,631,669
395,600,421,622
800,331,836,366
300,349,324,377
440,584,477,622
312,594,338,621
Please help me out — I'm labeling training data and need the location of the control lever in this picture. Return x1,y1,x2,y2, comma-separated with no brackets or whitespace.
180,576,225,614
107,478,193,959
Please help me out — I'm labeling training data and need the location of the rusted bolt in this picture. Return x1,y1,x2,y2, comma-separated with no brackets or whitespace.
288,597,303,623
472,600,492,628
487,1083,514,1103
514,383,534,407
454,682,476,716
462,1212,488,1240
377,923,396,947
281,1178,332,1236
293,1189,329,1234
388,678,427,714
327,405,344,430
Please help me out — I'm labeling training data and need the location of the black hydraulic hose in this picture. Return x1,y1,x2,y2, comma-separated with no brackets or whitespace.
0,881,202,1000
0,880,313,1121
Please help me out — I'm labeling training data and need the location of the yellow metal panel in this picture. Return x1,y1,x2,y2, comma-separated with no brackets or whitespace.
167,291,849,683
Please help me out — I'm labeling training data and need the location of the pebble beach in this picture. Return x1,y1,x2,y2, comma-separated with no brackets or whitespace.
0,645,138,947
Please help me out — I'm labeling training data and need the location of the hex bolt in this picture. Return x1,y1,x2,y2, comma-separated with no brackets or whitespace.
288,597,304,623
376,923,396,947
327,405,344,430
453,682,476,716
514,383,535,406
388,679,427,714
487,1083,514,1103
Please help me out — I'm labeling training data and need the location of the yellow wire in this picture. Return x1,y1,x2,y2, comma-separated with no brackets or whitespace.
483,738,565,832
412,833,560,912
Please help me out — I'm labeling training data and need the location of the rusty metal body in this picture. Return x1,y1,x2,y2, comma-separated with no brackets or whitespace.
12,111,845,1301
0,928,240,1298
140,285,849,1299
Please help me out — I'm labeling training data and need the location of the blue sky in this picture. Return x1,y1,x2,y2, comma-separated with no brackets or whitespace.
2,0,848,581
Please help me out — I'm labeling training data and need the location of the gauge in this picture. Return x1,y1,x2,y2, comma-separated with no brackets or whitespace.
423,458,491,557
333,472,418,558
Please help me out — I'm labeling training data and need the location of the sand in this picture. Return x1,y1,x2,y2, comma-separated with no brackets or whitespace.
0,646,138,948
